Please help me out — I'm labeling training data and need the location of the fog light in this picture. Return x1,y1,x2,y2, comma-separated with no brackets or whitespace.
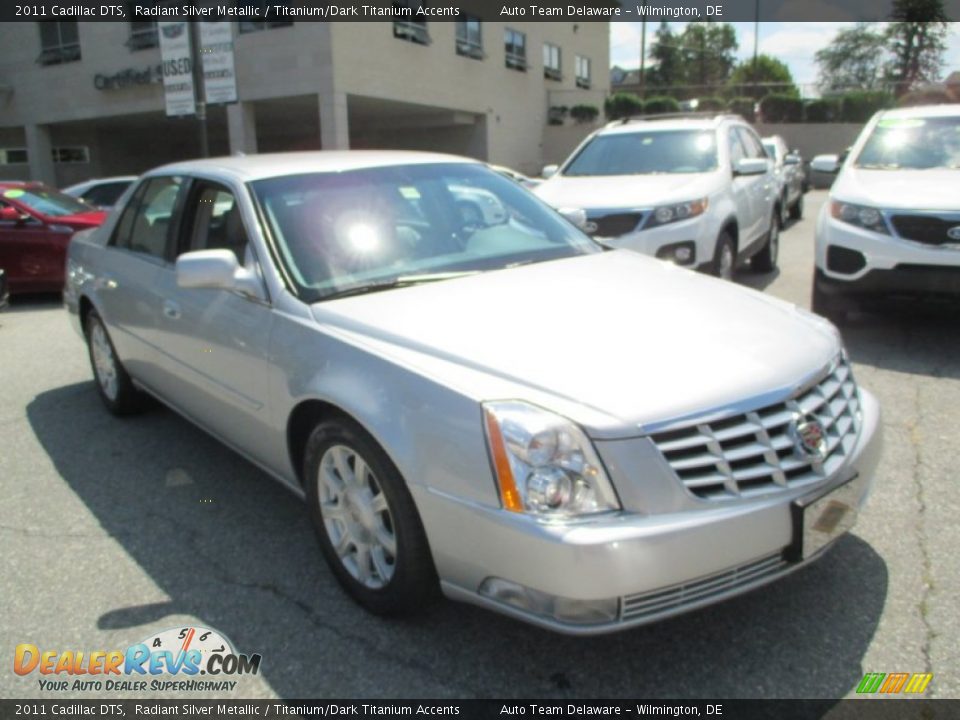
478,577,620,625
655,242,696,266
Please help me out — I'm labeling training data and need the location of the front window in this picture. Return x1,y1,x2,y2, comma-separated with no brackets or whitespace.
37,21,80,65
543,43,561,80
1,185,91,217
251,163,601,302
505,29,526,71
762,142,779,162
563,130,719,176
855,115,960,170
575,55,591,89
455,17,482,58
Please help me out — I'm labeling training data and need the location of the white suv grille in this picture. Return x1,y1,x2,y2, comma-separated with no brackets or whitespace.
650,356,861,501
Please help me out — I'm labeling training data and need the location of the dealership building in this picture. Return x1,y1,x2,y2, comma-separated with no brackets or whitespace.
0,19,608,187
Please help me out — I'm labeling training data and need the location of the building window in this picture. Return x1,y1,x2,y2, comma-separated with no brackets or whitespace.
238,0,293,33
576,55,592,89
126,20,158,50
393,16,430,45
505,29,526,71
455,17,482,59
0,148,29,165
52,147,91,164
37,21,81,65
543,43,562,81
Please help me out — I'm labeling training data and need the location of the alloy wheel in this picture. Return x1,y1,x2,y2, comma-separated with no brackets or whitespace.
90,322,119,401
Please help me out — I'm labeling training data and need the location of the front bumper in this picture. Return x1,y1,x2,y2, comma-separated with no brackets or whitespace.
600,214,713,269
815,214,960,298
418,390,882,635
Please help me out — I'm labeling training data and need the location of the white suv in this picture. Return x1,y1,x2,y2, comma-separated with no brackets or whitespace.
534,114,780,279
813,104,960,320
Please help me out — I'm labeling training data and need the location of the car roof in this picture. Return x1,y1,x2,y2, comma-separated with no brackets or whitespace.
149,151,483,183
877,103,960,119
0,181,44,190
598,114,745,136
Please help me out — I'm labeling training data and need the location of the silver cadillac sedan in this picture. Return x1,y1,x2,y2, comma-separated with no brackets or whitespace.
64,152,882,634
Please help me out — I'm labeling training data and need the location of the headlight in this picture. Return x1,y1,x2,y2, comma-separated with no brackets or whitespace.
647,198,709,227
830,200,890,235
483,401,620,519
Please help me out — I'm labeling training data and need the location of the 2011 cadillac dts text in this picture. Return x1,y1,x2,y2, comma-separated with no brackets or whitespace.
64,152,882,634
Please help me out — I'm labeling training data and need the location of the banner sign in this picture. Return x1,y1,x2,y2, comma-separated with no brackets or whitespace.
157,21,196,117
199,22,238,105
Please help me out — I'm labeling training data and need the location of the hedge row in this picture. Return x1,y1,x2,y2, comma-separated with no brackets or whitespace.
603,91,897,123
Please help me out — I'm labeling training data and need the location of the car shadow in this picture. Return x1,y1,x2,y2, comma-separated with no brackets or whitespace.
3,293,63,314
838,301,960,381
737,267,780,292
27,382,887,700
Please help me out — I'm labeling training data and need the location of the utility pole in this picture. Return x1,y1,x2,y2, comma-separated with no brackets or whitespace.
188,6,209,158
752,0,760,98
639,18,647,98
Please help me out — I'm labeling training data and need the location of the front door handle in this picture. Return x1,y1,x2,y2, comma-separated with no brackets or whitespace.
162,300,181,320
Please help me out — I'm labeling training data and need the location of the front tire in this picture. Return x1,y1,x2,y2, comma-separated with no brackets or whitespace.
85,310,148,415
304,418,439,616
811,276,854,324
790,193,804,220
711,231,737,281
752,211,780,273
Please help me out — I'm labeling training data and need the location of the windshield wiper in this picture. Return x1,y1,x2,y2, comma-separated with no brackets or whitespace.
319,271,478,301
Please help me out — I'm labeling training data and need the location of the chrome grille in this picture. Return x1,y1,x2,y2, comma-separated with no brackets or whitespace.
650,356,861,501
622,553,788,622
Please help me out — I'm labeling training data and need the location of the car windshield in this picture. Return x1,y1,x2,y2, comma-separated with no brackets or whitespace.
855,115,960,170
563,129,719,176
251,163,601,302
1,185,92,217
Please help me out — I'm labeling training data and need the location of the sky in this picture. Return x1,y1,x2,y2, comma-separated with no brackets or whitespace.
609,21,960,90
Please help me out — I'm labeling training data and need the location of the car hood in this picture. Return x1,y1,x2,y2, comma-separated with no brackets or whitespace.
534,173,718,210
834,168,960,210
310,252,840,437
52,211,108,229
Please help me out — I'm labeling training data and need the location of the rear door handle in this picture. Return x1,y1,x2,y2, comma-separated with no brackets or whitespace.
162,300,181,320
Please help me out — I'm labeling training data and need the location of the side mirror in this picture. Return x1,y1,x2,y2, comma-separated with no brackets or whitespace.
810,155,840,174
734,158,769,176
784,154,801,166
558,207,588,230
0,206,25,223
541,164,559,179
175,249,264,299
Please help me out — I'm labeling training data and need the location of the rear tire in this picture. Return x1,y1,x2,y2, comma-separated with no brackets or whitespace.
777,196,789,228
305,418,439,617
85,310,148,416
751,213,779,273
711,231,736,281
790,194,804,220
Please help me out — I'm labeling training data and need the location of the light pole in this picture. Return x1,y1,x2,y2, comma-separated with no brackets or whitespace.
188,7,209,158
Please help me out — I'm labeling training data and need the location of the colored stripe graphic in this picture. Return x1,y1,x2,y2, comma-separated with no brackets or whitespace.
879,672,910,693
904,673,934,694
856,673,885,694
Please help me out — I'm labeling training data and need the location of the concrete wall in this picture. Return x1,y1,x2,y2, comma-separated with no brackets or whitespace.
753,123,865,159
331,22,608,176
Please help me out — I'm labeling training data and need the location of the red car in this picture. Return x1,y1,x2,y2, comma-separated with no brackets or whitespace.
0,182,107,294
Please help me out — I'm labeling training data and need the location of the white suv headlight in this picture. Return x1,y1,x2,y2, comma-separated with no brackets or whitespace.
483,401,620,519
830,200,891,235
647,198,709,227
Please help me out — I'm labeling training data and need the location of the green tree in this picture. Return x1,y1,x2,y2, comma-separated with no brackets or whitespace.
814,23,888,92
728,55,798,99
885,0,949,96
647,22,682,93
678,23,739,91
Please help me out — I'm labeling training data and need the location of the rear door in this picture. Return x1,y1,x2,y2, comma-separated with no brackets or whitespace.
735,126,774,250
0,196,70,293
152,178,276,462
95,175,186,388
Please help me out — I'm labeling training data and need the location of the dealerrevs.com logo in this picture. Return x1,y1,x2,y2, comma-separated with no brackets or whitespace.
14,626,262,693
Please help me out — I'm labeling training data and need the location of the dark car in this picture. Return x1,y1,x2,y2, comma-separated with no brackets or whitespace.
0,182,107,294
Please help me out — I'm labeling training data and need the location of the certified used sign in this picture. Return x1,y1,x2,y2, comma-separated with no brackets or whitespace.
157,21,196,117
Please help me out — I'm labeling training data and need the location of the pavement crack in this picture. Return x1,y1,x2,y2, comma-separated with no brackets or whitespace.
907,383,935,684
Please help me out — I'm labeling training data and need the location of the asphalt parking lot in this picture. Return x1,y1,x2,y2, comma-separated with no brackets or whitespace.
1,190,958,701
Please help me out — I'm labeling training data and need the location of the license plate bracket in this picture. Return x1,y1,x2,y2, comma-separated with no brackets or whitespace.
785,473,860,563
